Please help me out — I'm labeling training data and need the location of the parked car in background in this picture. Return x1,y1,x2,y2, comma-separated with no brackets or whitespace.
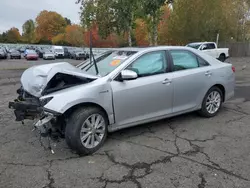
25,50,38,60
51,46,64,58
36,48,44,58
9,46,235,155
63,47,70,58
10,49,21,59
4,46,10,53
68,48,76,59
186,42,229,62
18,46,26,53
0,48,8,59
72,49,86,60
43,50,55,60
85,52,90,59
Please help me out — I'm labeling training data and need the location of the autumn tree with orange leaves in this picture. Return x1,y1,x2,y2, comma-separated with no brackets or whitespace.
65,25,85,46
35,10,67,42
134,19,149,46
6,27,21,43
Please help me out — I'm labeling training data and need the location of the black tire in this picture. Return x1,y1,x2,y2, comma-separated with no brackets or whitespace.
65,107,108,155
218,54,226,62
198,86,223,118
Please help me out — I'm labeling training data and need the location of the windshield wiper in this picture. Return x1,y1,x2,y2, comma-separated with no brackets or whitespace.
89,31,99,75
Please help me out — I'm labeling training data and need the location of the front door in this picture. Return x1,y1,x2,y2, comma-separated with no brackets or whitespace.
110,50,173,127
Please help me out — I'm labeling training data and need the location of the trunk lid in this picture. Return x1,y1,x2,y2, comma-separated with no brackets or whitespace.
21,62,98,98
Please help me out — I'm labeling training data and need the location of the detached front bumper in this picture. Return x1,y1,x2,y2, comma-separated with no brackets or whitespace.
9,100,43,121
9,100,62,137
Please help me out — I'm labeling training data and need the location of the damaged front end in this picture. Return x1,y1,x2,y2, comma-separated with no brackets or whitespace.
9,87,63,138
9,62,97,141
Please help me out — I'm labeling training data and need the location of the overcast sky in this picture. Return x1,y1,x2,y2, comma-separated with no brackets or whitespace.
0,0,81,34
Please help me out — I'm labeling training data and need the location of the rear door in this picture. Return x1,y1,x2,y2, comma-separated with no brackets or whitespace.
168,50,212,113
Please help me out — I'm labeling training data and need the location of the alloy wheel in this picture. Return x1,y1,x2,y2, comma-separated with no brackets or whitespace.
206,91,221,114
80,114,106,149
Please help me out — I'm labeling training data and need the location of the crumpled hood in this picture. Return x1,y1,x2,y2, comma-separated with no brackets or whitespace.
21,62,98,98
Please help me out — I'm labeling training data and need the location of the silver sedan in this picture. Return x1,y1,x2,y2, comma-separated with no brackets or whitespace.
10,46,235,154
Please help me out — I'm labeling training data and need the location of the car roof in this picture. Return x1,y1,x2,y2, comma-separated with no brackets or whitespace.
187,42,215,45
115,46,199,52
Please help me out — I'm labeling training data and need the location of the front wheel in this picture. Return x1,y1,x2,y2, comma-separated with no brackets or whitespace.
65,107,108,155
198,87,223,117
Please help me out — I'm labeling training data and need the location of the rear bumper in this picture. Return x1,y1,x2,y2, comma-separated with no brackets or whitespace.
44,56,55,60
11,55,21,58
26,57,38,60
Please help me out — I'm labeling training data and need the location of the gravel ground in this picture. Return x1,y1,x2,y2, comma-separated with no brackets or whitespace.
0,57,250,188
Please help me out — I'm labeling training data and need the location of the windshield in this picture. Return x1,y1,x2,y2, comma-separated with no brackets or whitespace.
186,43,202,49
28,50,36,55
55,49,63,52
79,50,137,76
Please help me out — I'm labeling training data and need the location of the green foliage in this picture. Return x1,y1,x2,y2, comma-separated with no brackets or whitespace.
4,27,21,43
52,33,69,45
22,19,35,43
65,17,72,25
168,0,244,44
0,32,7,43
79,0,97,28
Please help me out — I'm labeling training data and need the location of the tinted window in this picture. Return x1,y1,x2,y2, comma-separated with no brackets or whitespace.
207,43,216,49
127,51,167,77
201,44,208,50
198,56,209,67
170,51,198,71
187,43,202,49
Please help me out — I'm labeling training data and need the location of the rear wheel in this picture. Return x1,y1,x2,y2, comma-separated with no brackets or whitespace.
65,107,108,155
218,54,226,62
198,87,223,117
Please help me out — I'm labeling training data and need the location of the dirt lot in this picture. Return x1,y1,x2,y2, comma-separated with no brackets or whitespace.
0,58,250,188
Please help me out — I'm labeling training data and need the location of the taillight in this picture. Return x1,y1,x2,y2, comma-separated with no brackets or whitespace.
232,66,235,73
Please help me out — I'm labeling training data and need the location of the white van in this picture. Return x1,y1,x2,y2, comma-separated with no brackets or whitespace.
51,46,64,58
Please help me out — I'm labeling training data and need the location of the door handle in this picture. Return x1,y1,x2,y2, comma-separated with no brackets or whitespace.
205,71,212,76
162,78,172,84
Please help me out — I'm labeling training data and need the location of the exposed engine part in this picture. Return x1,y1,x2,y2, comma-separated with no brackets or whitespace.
34,113,54,137
42,73,93,95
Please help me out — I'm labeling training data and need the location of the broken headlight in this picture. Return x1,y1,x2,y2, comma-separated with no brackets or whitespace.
40,97,53,106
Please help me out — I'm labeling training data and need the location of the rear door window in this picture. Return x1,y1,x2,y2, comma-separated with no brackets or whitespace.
207,43,216,49
170,50,199,71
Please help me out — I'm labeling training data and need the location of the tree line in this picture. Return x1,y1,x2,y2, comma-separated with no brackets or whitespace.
1,0,250,47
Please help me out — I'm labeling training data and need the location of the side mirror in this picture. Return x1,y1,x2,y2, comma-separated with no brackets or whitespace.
120,70,138,81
